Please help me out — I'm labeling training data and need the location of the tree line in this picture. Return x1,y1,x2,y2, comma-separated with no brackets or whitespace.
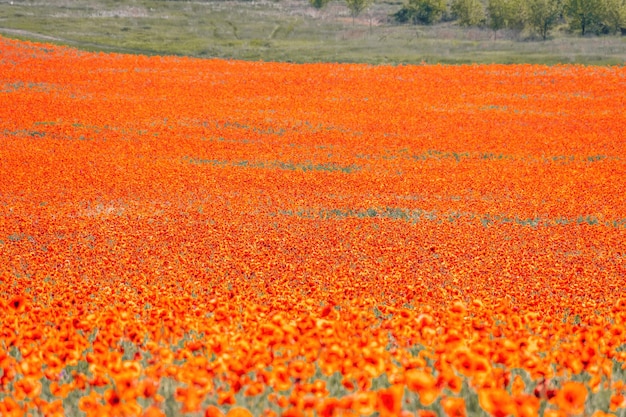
310,0,626,39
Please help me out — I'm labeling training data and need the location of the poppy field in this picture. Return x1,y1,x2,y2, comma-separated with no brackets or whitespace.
1,35,626,417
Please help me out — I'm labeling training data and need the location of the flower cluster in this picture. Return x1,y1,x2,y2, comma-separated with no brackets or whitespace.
1,36,626,416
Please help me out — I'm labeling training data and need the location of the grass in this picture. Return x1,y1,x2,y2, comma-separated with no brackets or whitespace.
0,0,625,64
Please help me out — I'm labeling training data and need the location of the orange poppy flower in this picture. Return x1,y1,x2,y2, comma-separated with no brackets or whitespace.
441,397,467,417
610,393,626,411
511,375,525,397
591,412,617,417
205,405,226,417
351,391,377,416
78,390,102,414
217,389,236,406
405,369,439,406
376,384,404,417
554,382,587,415
281,407,305,417
176,386,204,413
143,405,166,417
543,410,567,417
8,295,27,313
226,406,254,417
478,388,517,417
317,397,340,417
14,377,42,400
514,394,540,417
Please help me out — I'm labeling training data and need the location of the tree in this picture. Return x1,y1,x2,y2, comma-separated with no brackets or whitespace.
507,0,528,29
598,0,626,33
565,0,604,34
487,0,514,38
309,0,332,9
451,0,486,26
345,0,374,22
392,0,448,24
525,0,563,39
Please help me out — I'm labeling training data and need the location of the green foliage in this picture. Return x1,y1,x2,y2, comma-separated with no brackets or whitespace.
565,0,605,34
486,0,513,37
599,0,626,33
344,0,374,19
507,0,528,29
309,0,332,10
392,0,448,24
451,0,486,26
525,0,563,39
